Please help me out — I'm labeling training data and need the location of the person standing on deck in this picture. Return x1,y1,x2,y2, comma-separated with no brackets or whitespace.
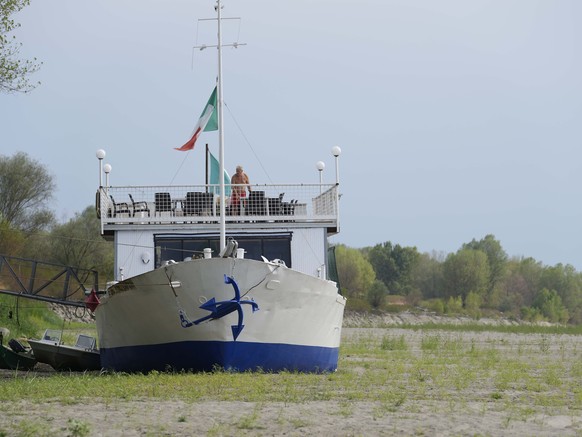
230,165,251,214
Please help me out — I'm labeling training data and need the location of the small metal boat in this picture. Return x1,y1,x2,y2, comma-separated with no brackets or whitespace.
28,329,101,371
0,337,37,371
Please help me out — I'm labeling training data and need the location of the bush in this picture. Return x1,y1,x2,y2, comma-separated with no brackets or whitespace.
367,280,388,309
465,291,482,318
423,298,445,315
346,297,372,312
445,296,462,314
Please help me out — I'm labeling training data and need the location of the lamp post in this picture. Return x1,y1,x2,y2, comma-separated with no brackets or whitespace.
331,146,341,232
331,146,341,185
316,161,325,193
104,163,112,195
96,149,106,187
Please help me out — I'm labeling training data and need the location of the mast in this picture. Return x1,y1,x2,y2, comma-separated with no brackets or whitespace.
217,0,226,249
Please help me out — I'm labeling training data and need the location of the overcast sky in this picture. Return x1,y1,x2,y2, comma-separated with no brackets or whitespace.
2,0,581,269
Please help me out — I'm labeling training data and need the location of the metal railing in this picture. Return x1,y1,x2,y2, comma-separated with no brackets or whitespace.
0,255,99,307
97,183,338,227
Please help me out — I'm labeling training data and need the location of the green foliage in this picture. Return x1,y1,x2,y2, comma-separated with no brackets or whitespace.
0,294,63,338
533,288,569,323
409,251,445,299
443,248,490,303
462,234,508,296
367,279,387,309
445,296,462,314
520,306,544,323
0,218,24,255
380,334,407,351
48,206,114,284
0,152,55,233
335,244,375,298
465,291,482,318
423,298,445,315
367,241,420,294
345,297,372,312
66,419,91,437
0,0,41,93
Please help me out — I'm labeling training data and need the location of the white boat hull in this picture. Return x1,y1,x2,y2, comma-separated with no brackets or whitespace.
95,257,346,372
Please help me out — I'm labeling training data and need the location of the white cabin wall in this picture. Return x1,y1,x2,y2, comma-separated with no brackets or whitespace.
114,230,156,280
112,226,329,281
290,228,327,278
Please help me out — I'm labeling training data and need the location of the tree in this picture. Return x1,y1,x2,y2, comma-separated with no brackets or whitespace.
367,279,388,309
335,245,375,299
0,0,40,93
443,249,490,304
539,263,582,324
0,218,24,255
462,234,508,299
368,241,420,294
533,288,569,323
48,206,114,282
0,152,55,232
409,251,445,299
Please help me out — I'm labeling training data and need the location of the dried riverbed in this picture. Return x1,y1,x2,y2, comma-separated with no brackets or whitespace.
0,316,581,436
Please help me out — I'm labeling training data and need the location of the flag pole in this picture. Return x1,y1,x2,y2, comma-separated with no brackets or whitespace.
205,143,209,193
217,0,226,250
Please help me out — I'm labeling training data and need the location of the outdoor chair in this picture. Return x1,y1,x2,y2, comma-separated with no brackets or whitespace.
247,191,266,216
154,192,174,217
128,194,150,217
109,195,131,218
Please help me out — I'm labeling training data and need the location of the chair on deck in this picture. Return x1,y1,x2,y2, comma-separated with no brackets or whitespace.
128,194,150,217
247,191,266,216
154,192,174,217
201,192,214,215
109,195,131,217
268,193,284,216
281,199,297,221
183,192,199,216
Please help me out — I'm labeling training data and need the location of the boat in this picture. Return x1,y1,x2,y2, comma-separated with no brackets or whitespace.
92,1,346,373
27,329,101,371
0,337,37,371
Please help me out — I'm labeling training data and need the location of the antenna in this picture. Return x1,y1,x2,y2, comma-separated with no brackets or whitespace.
192,1,247,250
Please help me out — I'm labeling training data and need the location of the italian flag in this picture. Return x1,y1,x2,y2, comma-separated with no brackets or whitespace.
175,87,218,151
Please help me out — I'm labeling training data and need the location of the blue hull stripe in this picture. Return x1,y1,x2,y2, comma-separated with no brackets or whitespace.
100,341,339,373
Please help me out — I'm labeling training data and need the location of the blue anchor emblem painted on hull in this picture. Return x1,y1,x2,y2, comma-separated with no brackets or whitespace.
179,275,259,340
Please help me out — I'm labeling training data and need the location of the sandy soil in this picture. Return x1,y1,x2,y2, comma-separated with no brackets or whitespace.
1,397,580,437
1,315,581,436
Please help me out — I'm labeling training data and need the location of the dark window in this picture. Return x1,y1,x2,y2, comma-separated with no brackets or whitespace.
154,233,291,268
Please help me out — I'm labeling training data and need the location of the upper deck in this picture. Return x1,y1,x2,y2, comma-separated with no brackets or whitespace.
97,183,339,236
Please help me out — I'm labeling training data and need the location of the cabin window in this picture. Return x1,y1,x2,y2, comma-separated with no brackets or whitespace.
154,233,292,268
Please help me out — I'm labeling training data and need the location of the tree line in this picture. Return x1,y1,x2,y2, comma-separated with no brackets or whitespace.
336,235,582,324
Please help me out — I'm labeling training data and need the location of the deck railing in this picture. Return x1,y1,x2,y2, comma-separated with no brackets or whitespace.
97,183,338,228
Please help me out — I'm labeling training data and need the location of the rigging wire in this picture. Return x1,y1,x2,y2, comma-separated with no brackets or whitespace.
224,101,272,183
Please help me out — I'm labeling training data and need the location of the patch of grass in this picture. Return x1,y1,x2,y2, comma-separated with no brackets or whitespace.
66,418,91,437
380,334,407,351
420,333,441,351
236,405,266,431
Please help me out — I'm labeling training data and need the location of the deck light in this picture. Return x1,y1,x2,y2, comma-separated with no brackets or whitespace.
96,149,106,187
316,161,325,193
104,164,112,190
331,146,341,184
